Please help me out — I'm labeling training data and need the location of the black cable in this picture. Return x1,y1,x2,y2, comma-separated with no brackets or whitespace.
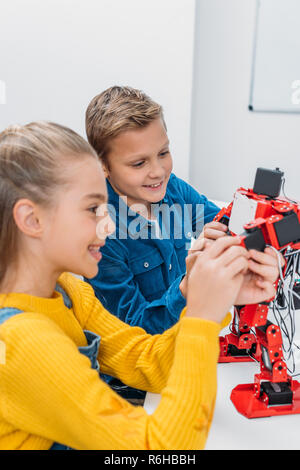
282,177,298,204
270,249,300,377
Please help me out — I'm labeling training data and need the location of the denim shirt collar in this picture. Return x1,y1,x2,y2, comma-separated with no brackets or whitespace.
106,178,169,237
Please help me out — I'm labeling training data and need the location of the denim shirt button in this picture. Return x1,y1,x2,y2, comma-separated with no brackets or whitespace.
169,264,172,270
144,262,149,268
187,232,192,238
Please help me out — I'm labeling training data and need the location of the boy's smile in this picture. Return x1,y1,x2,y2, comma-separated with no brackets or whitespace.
88,244,104,262
103,118,173,216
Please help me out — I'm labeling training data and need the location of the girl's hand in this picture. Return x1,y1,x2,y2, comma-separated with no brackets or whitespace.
180,237,210,298
186,236,248,323
180,236,216,297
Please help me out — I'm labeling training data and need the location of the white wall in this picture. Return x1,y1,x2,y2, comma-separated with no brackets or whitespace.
190,0,300,202
0,0,195,181
3,0,300,201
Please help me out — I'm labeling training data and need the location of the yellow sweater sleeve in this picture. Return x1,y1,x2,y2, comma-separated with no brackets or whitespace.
65,273,222,395
74,277,185,393
0,315,220,450
0,275,222,450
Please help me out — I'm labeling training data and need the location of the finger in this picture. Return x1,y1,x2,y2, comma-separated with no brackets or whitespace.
205,221,228,232
255,279,276,298
264,247,285,267
190,237,209,252
186,252,201,267
224,256,249,278
264,247,286,267
248,259,278,279
187,252,209,280
219,245,250,267
249,249,277,266
255,278,267,288
264,247,277,257
185,252,203,277
205,235,243,259
203,228,227,240
189,238,213,254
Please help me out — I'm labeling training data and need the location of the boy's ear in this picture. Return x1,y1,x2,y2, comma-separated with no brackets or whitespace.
13,199,43,238
101,162,110,178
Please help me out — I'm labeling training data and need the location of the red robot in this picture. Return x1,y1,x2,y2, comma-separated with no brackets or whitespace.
214,168,300,418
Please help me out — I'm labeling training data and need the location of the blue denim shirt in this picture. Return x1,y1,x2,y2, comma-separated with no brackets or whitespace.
86,173,220,335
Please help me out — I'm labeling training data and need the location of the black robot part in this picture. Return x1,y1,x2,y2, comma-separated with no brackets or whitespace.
253,167,284,198
273,212,300,247
242,227,266,252
260,381,293,406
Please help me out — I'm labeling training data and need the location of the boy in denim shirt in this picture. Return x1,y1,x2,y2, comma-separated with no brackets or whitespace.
84,86,227,401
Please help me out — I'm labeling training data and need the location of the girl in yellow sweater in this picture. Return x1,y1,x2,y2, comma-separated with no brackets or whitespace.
0,122,278,450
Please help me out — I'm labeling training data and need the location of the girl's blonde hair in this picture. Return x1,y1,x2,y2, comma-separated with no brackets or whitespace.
0,121,97,284
85,86,165,165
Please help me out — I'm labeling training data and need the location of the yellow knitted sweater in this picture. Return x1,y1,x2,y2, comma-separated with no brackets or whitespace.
0,272,221,450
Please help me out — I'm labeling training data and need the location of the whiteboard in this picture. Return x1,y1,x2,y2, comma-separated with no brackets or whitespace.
249,0,300,113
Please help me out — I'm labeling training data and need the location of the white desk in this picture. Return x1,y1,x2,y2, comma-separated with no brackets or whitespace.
206,361,300,450
144,198,300,448
144,360,300,450
144,312,300,451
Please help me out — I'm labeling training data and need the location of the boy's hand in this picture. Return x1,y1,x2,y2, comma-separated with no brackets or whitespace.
234,247,285,305
182,236,285,308
185,236,248,323
200,221,228,240
247,247,285,284
234,273,276,306
190,221,227,253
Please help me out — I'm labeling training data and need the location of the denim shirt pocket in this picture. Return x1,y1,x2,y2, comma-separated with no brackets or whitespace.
129,250,166,300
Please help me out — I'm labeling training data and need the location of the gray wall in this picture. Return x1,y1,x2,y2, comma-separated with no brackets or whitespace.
190,0,300,203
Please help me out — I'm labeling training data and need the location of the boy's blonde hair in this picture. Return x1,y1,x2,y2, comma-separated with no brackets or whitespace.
0,121,96,285
85,86,165,165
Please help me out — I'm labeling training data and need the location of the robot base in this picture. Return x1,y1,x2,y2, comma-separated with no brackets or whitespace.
219,336,259,363
219,355,254,363
230,380,300,418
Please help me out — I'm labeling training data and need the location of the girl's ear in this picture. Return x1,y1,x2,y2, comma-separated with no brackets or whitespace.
13,199,43,238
